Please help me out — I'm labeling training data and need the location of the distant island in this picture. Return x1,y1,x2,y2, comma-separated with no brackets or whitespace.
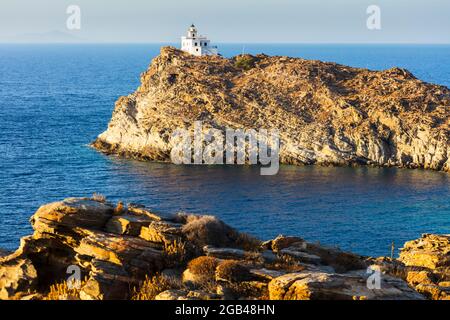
93,46,449,172
0,197,448,300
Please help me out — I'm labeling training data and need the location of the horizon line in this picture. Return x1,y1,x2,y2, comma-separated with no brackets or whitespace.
1,41,450,45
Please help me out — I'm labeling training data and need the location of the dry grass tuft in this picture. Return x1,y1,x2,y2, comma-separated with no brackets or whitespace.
132,274,184,300
164,240,188,266
91,192,106,203
267,254,306,272
45,278,87,300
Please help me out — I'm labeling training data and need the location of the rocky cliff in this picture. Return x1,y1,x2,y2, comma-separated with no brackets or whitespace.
93,47,450,172
1,197,449,300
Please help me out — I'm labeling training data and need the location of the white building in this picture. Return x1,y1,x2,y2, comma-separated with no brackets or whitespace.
181,24,218,56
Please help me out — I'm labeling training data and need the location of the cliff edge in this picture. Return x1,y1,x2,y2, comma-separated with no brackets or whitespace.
93,46,450,172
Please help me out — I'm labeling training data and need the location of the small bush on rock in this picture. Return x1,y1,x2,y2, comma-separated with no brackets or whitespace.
215,260,253,283
188,256,219,280
181,215,239,248
179,214,261,250
236,232,262,251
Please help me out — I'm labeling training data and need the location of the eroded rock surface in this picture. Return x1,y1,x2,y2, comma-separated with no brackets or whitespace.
93,47,450,172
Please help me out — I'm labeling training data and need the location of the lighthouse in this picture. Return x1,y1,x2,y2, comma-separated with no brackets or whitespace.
181,24,218,57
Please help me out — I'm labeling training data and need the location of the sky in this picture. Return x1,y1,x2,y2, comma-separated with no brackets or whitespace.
0,0,449,43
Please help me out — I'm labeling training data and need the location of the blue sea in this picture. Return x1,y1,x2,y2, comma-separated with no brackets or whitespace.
0,44,449,256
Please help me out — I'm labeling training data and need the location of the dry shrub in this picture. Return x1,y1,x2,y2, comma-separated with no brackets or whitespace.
216,260,253,283
45,278,87,300
215,260,267,299
164,240,188,266
267,254,306,272
185,256,220,293
91,192,106,203
236,233,262,251
180,214,261,250
181,215,238,247
132,274,184,300
188,256,219,281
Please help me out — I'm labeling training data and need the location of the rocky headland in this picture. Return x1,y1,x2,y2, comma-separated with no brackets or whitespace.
93,47,450,172
0,197,448,300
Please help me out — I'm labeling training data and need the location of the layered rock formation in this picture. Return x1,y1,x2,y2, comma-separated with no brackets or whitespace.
93,47,450,172
1,197,448,300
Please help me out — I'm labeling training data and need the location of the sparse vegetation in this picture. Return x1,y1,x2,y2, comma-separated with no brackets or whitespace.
132,274,184,300
236,232,262,252
164,240,188,265
188,256,219,282
91,192,106,203
267,254,306,272
181,214,238,248
235,55,257,71
216,260,253,283
45,278,87,300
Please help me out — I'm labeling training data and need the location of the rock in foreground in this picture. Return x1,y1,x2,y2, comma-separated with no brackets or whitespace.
93,47,450,172
0,197,448,300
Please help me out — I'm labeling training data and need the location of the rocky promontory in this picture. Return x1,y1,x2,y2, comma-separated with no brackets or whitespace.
0,197,449,300
93,47,450,172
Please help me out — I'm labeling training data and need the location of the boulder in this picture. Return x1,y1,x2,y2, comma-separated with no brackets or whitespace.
250,268,286,281
279,248,322,265
140,221,184,245
128,205,175,221
31,198,113,233
203,246,247,260
0,258,38,300
154,289,189,300
269,235,305,252
415,283,450,300
399,234,450,269
268,270,425,300
105,214,153,236
75,229,165,276
303,242,367,272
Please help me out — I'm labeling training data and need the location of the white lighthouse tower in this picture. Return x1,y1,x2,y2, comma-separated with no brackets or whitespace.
181,24,218,57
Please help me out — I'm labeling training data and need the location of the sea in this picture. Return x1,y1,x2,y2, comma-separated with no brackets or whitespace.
0,43,449,256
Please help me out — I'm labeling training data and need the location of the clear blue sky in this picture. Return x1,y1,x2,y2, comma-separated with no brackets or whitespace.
0,0,449,43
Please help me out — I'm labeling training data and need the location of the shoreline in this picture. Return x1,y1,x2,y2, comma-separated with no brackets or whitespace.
1,197,448,300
